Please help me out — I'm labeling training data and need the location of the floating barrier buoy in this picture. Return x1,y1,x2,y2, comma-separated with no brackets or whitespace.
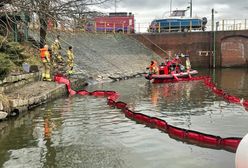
54,75,243,153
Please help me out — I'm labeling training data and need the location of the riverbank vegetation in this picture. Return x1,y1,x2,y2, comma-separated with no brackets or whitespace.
0,35,40,80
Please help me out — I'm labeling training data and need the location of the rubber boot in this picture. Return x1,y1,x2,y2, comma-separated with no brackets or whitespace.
42,72,47,81
45,69,52,82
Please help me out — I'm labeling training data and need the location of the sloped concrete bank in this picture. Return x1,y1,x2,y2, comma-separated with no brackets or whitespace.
30,31,161,81
1,32,161,127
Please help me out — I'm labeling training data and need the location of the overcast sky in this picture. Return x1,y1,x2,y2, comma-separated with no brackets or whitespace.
94,0,248,32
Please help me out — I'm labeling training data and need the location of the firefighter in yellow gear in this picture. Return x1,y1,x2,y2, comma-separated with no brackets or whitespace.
51,36,63,66
67,46,74,75
40,44,52,81
147,60,159,75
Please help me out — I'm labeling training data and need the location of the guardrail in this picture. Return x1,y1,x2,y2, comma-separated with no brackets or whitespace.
216,19,248,31
147,21,205,33
81,22,134,34
28,19,248,34
135,22,204,33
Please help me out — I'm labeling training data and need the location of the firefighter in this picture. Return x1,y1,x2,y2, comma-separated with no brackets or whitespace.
172,54,182,73
165,58,172,74
147,60,159,75
185,55,192,78
40,44,52,81
51,35,63,66
185,55,191,70
66,46,74,75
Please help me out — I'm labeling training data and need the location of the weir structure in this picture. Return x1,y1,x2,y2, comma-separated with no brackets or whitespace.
131,30,248,68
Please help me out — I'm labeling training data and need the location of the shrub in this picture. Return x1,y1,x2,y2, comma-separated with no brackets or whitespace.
0,35,40,78
0,53,15,80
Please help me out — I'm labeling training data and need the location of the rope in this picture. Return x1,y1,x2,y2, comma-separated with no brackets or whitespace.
140,34,169,59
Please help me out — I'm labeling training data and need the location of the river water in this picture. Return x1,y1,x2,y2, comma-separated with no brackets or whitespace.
0,68,248,168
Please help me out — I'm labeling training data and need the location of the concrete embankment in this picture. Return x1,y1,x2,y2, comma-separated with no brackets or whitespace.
0,72,87,121
1,32,160,122
30,32,161,81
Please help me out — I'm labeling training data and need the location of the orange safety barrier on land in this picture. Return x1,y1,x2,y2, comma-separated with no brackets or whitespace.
54,74,243,153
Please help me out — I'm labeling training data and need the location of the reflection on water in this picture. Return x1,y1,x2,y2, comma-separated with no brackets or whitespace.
215,68,248,99
0,69,248,168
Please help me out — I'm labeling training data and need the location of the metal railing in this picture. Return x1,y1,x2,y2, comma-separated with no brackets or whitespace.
216,19,248,31
146,21,205,33
28,19,248,34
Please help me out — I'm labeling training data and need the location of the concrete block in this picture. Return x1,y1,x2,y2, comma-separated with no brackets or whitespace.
9,99,19,108
0,101,3,111
0,111,8,119
9,99,28,107
28,97,35,105
19,99,28,106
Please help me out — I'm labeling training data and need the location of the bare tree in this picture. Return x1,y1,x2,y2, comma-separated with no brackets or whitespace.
11,0,113,47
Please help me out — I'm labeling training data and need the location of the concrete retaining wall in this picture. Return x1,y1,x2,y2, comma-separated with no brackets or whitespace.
0,73,40,93
131,32,211,68
0,72,86,119
131,30,248,68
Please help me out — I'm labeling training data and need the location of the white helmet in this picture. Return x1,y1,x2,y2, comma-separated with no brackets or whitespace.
44,44,49,49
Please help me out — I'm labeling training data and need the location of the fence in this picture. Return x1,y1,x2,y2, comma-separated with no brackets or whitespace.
216,19,248,31
135,19,248,33
81,21,134,34
28,19,248,34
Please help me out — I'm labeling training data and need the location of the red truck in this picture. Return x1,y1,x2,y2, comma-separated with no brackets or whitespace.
85,12,135,33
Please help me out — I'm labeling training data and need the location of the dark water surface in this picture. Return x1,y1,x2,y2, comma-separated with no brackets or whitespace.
0,69,248,168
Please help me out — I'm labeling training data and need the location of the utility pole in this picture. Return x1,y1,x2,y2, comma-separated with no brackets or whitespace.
189,0,192,18
211,8,214,32
115,0,117,13
211,8,216,69
170,0,172,16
